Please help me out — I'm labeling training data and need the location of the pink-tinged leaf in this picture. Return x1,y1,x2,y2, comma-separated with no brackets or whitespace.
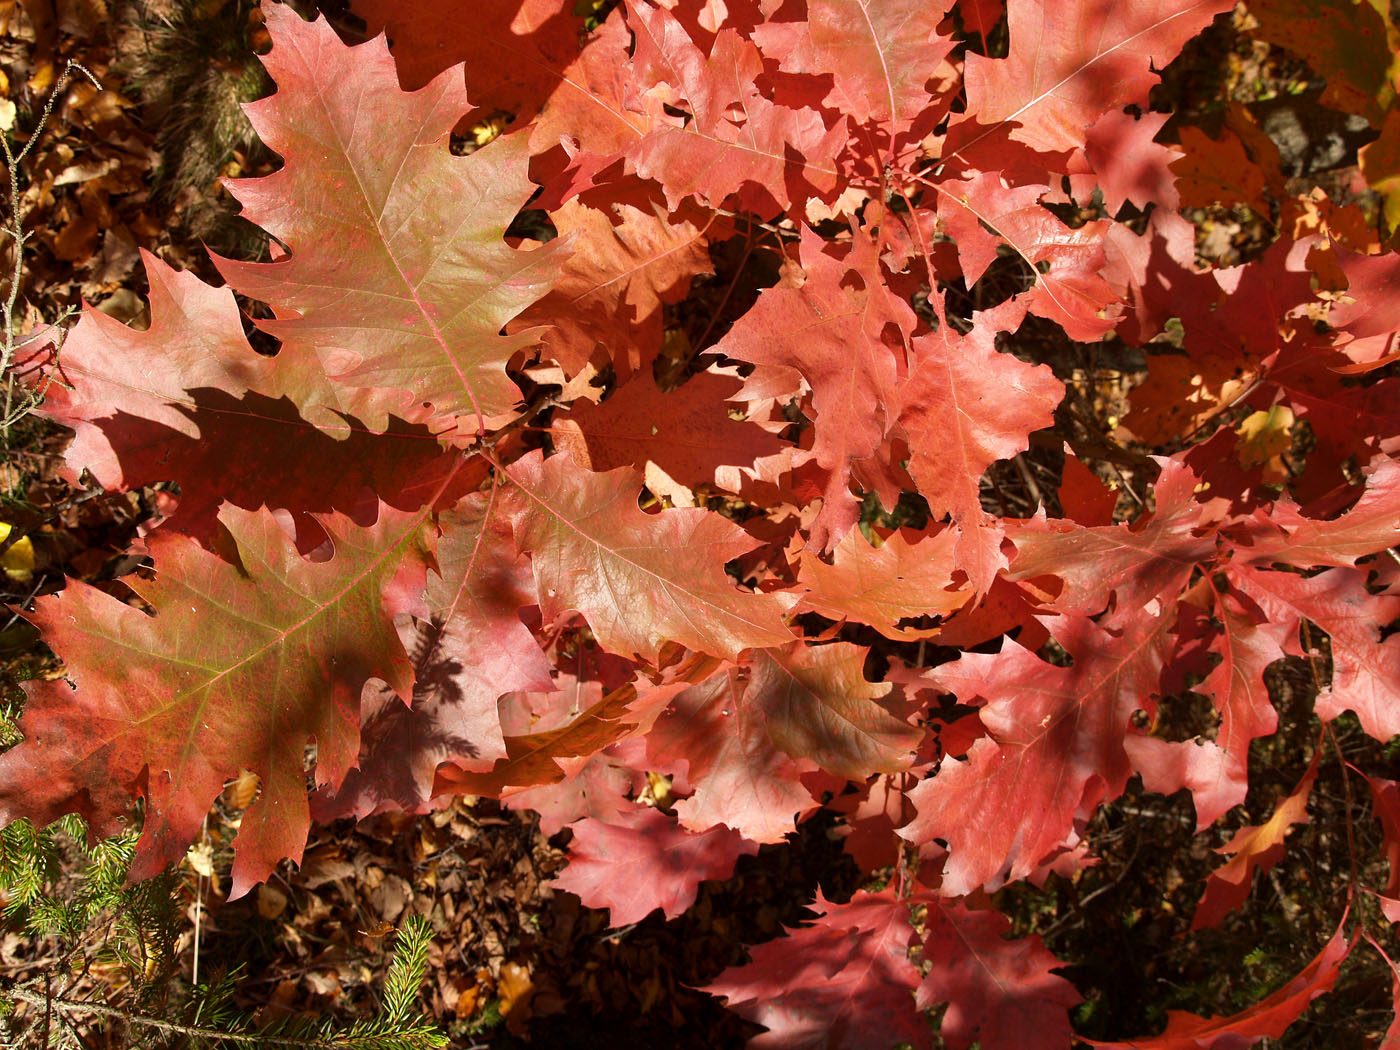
646,663,822,843
1191,757,1315,930
1233,457,1400,569
1183,589,1287,821
1367,775,1400,902
43,250,285,469
550,369,789,502
896,299,1063,589
936,177,1044,289
313,487,553,819
0,504,435,897
1380,895,1400,925
711,227,915,549
1087,925,1353,1049
831,773,917,872
215,7,563,431
624,5,845,213
806,0,957,134
551,806,758,926
529,12,660,175
1373,937,1400,1049
937,173,1118,340
961,0,1235,154
1232,565,1400,741
514,197,716,376
1127,734,1235,831
704,889,929,1050
435,661,703,797
751,641,920,780
1079,110,1181,213
795,526,967,640
501,450,793,662
505,749,638,835
624,0,751,133
1007,455,1217,621
902,613,1176,895
918,899,1080,1050
1329,251,1400,365
38,253,460,552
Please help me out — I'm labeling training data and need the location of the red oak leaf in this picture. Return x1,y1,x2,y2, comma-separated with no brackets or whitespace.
1329,251,1400,366
960,0,1235,154
896,298,1063,589
709,226,916,548
1088,925,1353,1049
528,12,662,192
1179,588,1288,823
1078,110,1181,213
1249,0,1394,126
1230,565,1400,742
41,252,462,552
550,369,789,503
806,0,958,142
645,662,823,843
704,889,928,1050
313,487,553,819
936,177,1046,289
624,4,845,213
957,0,1004,39
1172,126,1273,215
551,806,759,926
751,641,921,780
1191,757,1315,930
1007,455,1218,621
830,773,918,872
643,640,917,839
983,209,1118,343
215,7,564,432
512,197,716,377
1367,775,1400,905
1373,939,1400,1048
936,173,1118,340
0,505,434,896
500,450,793,662
435,664,700,797
901,612,1177,895
924,576,1051,650
346,0,586,123
1058,451,1119,526
795,526,967,640
918,900,1081,1050
1263,345,1400,494
1232,457,1400,569
504,748,639,835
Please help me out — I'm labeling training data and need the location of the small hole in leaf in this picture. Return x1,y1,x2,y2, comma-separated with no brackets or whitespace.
507,206,558,243
235,294,281,357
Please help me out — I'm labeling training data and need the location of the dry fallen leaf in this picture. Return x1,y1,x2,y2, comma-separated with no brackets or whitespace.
498,960,536,1034
257,883,289,920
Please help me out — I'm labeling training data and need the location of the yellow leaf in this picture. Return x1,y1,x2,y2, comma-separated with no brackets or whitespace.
0,522,35,581
1237,405,1295,483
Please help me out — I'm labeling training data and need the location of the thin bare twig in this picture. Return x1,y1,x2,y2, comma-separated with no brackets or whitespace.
0,60,100,450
